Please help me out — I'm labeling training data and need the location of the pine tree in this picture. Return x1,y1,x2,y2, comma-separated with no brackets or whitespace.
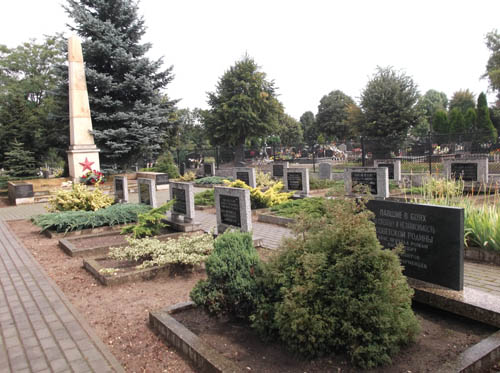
448,108,465,134
476,92,497,142
3,140,38,177
64,0,177,168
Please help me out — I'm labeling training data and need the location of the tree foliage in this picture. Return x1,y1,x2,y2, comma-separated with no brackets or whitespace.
64,0,177,168
476,92,497,141
316,90,355,141
416,89,448,125
483,30,500,101
360,67,420,141
0,36,67,168
3,140,37,176
276,113,303,146
449,89,475,114
204,55,282,162
431,110,450,134
448,108,466,134
299,111,317,146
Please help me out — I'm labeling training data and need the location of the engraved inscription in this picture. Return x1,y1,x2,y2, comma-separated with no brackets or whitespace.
236,172,250,186
219,195,241,227
273,164,284,177
172,188,187,215
451,163,477,181
287,172,303,191
156,174,169,185
352,172,377,194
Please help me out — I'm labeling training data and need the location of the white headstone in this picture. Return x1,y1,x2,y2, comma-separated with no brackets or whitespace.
113,176,129,203
373,159,401,182
344,167,389,199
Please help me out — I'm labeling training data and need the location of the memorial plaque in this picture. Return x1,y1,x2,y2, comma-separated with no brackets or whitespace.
139,183,150,205
451,163,477,181
219,195,241,227
287,172,303,191
156,173,169,185
236,171,250,186
367,199,464,290
352,172,377,194
172,187,187,215
115,178,124,200
15,184,34,198
204,163,213,176
378,163,394,180
273,164,284,177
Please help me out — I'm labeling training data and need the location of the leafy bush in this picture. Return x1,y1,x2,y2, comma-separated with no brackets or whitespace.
270,197,327,218
194,176,231,185
464,202,500,251
256,170,275,188
121,201,174,238
177,171,196,182
421,176,464,201
190,231,264,319
152,151,179,178
194,189,215,206
251,198,419,368
48,183,114,212
32,203,150,233
224,179,293,209
108,233,214,269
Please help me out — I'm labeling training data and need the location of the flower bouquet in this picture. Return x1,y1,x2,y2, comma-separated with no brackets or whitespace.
81,169,105,185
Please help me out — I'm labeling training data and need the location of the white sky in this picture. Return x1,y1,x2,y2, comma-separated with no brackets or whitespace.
2,0,499,119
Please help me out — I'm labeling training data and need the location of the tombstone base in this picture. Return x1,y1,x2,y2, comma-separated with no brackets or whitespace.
164,216,201,233
10,197,35,206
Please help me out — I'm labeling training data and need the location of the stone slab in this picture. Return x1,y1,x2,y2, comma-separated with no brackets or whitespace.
344,167,389,198
113,176,129,203
284,167,309,197
272,161,289,178
318,162,332,180
137,178,157,207
214,186,252,234
234,167,256,188
136,172,169,190
373,159,401,182
203,163,215,177
444,158,488,183
169,181,195,223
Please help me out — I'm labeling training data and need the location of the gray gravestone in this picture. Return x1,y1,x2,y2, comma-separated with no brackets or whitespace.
284,168,310,197
169,181,195,223
444,158,488,183
204,162,215,177
344,167,389,198
214,186,252,234
234,167,256,188
137,178,157,207
318,162,332,180
367,199,464,290
373,159,401,182
7,182,34,205
272,161,289,178
113,176,129,203
155,173,169,186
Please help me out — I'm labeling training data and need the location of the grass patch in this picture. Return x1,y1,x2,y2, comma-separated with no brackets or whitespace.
269,197,327,219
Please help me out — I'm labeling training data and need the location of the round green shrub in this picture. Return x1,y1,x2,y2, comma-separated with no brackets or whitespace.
190,231,264,319
251,198,420,368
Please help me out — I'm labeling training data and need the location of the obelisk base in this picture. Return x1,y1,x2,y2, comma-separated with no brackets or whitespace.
67,144,101,183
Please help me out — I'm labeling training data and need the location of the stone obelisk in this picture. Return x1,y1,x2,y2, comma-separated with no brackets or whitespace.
67,35,100,183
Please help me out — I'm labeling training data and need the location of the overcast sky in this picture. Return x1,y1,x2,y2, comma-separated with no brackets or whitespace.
2,0,499,119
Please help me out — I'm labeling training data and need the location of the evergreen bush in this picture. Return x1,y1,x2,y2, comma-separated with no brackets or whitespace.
224,179,293,209
3,140,37,177
48,183,114,212
190,231,264,319
194,189,215,206
251,198,419,368
121,201,174,238
194,176,231,185
153,151,179,178
32,203,150,233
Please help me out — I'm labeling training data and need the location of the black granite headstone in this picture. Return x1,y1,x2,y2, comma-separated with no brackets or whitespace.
156,173,169,185
287,172,303,191
236,171,250,186
139,183,151,205
273,164,284,177
115,178,124,200
15,184,34,198
378,163,394,180
204,163,213,176
451,163,477,181
219,195,241,227
367,199,464,291
352,172,377,194
172,188,187,215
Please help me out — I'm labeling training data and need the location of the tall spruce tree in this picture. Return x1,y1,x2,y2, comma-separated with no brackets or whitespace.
64,0,177,168
476,92,497,142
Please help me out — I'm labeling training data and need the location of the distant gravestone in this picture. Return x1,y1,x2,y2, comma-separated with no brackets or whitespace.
234,167,256,188
284,168,310,197
373,159,401,182
167,182,198,232
137,178,157,208
338,144,347,152
7,182,34,205
318,162,332,180
214,186,252,234
344,167,389,198
113,176,129,203
367,199,464,291
204,162,215,177
155,173,169,186
444,158,488,183
272,161,289,178
136,171,168,190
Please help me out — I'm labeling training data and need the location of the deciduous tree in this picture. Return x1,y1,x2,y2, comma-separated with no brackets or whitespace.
316,90,355,141
483,30,500,101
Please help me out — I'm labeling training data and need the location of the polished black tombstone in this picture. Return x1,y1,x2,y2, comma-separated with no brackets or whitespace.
367,199,464,291
378,163,395,179
156,173,169,185
287,172,303,191
352,172,377,194
139,183,151,205
236,171,250,186
172,187,187,215
273,164,284,177
204,163,213,176
451,163,478,181
219,195,241,227
115,178,124,200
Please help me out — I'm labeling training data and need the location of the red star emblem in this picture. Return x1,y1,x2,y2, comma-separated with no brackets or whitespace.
79,157,95,172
